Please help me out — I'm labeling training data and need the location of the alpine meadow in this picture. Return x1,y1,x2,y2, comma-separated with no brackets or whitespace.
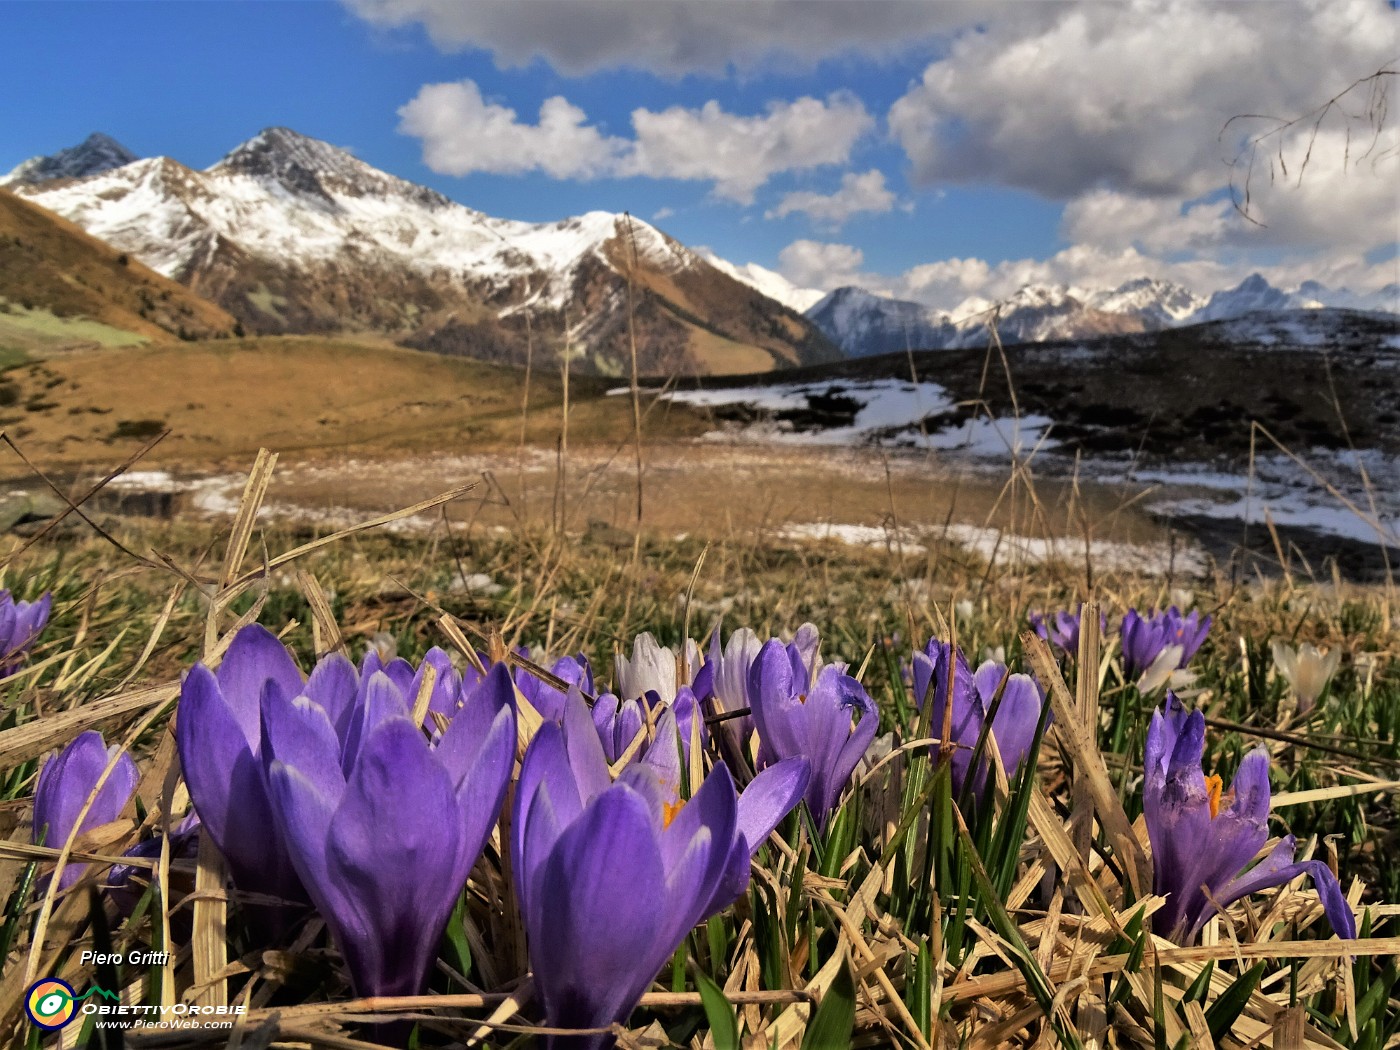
0,3,1398,1050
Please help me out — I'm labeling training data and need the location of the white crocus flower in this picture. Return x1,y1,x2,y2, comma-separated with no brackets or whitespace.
1271,639,1341,715
1138,644,1185,694
615,633,703,703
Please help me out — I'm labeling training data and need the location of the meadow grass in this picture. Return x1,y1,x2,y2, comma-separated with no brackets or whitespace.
0,467,1395,1049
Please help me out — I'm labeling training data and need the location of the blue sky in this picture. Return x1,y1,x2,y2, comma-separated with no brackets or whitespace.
3,1,1396,309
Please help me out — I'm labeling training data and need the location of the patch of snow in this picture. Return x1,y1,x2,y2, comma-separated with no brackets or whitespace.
629,378,954,445
923,414,1058,457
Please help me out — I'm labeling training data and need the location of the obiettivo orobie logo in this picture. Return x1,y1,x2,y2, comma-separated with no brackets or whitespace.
25,979,85,1031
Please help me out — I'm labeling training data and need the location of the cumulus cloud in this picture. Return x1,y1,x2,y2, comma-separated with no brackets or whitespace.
766,170,896,225
623,94,872,203
397,81,871,202
888,0,1397,201
776,240,867,289
1062,125,1398,257
397,81,625,179
346,0,991,75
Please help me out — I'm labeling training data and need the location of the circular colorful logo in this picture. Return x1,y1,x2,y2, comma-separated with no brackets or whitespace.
25,979,77,1031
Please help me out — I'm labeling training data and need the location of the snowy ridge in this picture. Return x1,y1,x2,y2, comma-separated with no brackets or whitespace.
698,251,824,313
21,128,693,311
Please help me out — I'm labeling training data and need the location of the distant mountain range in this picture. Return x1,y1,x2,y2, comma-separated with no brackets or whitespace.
7,130,838,375
798,274,1397,358
4,130,1395,370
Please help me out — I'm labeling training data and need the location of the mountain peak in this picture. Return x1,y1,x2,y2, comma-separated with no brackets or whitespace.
212,127,359,181
208,126,452,209
1,132,139,189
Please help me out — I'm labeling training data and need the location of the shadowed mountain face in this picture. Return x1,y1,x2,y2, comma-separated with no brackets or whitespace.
15,128,840,377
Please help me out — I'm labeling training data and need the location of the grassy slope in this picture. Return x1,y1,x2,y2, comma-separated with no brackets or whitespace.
0,189,238,349
0,335,710,465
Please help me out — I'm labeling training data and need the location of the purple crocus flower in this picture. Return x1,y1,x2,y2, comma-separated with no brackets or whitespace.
748,638,875,830
513,693,807,1049
1144,695,1355,944
591,686,707,763
262,662,516,998
33,731,139,891
911,641,1048,804
1,590,51,676
177,625,323,905
361,645,469,730
108,813,201,920
1029,605,1106,656
704,626,762,757
1121,607,1211,680
516,653,594,722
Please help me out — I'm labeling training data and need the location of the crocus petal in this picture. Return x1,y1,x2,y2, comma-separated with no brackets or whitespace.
638,707,683,800
736,758,811,854
534,785,672,1038
514,723,581,929
301,652,359,742
986,673,1046,777
322,717,467,998
214,625,303,746
340,671,409,775
1215,836,1356,941
178,664,301,901
562,686,613,802
412,647,463,726
436,662,516,798
33,732,139,891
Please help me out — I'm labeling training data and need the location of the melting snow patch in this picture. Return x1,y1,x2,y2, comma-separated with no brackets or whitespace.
922,414,1058,456
623,379,954,445
777,520,1207,575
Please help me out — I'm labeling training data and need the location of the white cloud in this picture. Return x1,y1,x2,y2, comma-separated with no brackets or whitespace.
888,1,1397,201
346,0,993,75
397,81,624,179
776,240,866,290
766,169,896,225
398,81,871,202
1062,124,1398,257
624,95,872,203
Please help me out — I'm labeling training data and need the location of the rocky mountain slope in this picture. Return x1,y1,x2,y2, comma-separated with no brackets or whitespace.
0,189,239,348
15,128,839,376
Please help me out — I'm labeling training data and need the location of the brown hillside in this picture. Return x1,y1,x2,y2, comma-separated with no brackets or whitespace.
0,189,238,344
0,335,708,466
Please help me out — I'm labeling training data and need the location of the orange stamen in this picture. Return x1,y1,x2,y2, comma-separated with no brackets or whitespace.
663,800,684,829
1204,774,1223,819
797,693,807,704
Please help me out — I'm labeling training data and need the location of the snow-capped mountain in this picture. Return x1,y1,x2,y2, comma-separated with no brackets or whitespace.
14,128,838,375
805,272,1394,358
1,133,138,189
1191,274,1324,323
806,278,1198,357
805,286,955,358
1084,277,1204,327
